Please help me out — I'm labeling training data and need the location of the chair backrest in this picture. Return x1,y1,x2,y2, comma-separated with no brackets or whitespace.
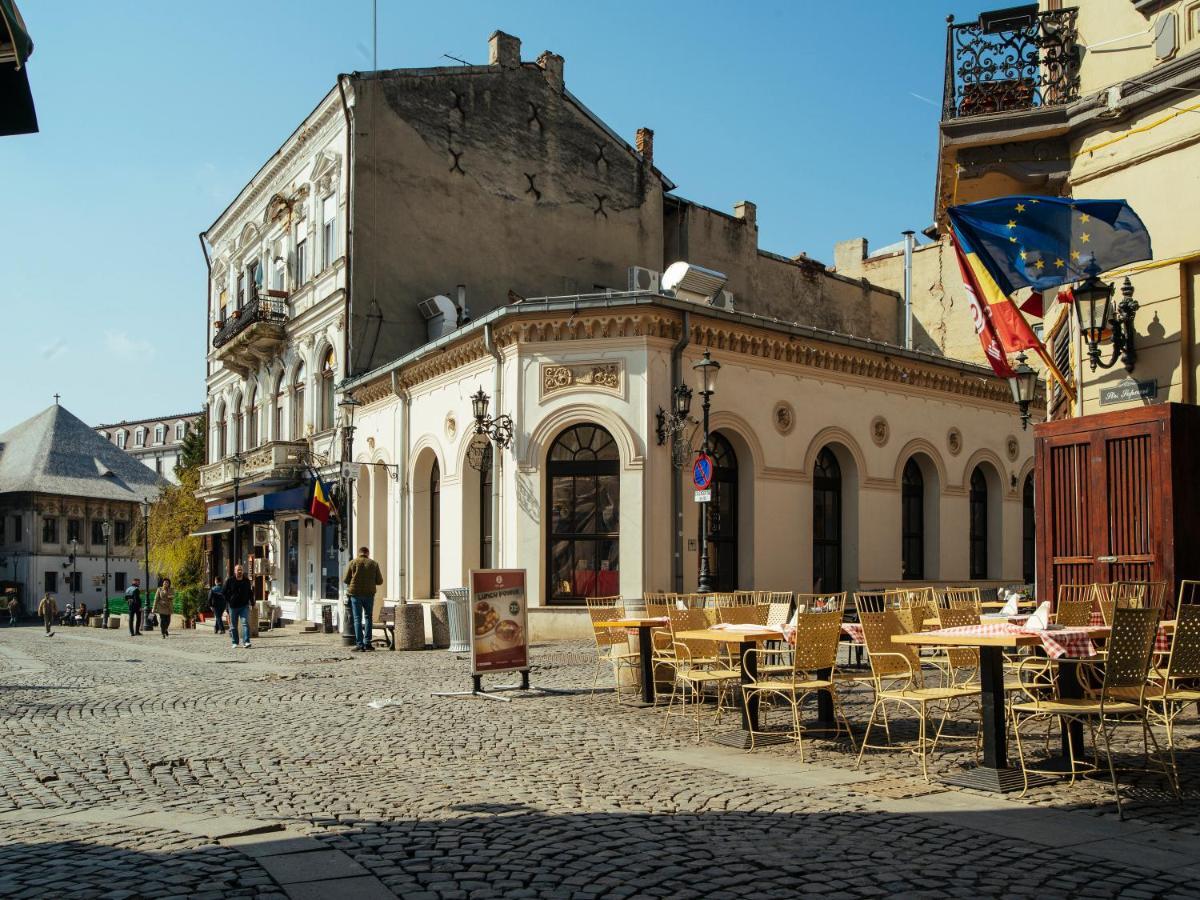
1102,606,1160,693
590,606,627,648
717,604,768,626
936,606,979,629
763,591,793,607
853,591,893,614
585,596,623,616
1055,599,1093,628
1166,603,1200,681
795,592,847,613
731,591,757,607
1113,580,1168,610
645,602,671,620
790,610,843,672
859,611,920,678
891,605,927,636
1177,580,1200,609
670,607,719,658
942,586,982,613
766,601,792,628
895,587,934,608
1056,584,1095,608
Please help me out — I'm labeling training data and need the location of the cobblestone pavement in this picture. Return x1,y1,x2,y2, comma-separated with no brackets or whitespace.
3,624,1200,898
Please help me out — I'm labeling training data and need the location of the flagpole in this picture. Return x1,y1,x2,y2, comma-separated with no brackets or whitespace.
1031,342,1077,403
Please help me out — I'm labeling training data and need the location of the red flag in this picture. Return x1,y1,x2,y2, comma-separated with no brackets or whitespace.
1019,291,1044,319
950,234,1015,378
309,478,332,524
1057,287,1075,305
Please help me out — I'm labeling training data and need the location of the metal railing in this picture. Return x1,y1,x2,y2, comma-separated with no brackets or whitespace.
942,6,1080,121
212,293,288,348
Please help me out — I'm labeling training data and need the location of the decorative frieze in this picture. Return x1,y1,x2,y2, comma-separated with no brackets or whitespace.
541,362,622,398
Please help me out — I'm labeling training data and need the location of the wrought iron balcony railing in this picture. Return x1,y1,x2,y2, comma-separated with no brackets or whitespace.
212,293,288,349
943,6,1080,121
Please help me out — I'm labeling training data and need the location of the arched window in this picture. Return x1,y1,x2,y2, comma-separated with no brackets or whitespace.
231,394,243,454
273,373,285,440
479,443,494,569
430,459,441,597
215,405,227,460
1022,473,1035,584
969,466,989,579
318,349,336,432
705,432,738,592
901,458,924,580
291,363,306,439
548,424,619,604
813,447,842,592
247,384,259,449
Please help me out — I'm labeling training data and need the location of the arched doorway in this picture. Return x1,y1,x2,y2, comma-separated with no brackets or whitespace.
429,459,441,598
901,458,925,580
813,447,842,592
547,424,619,604
479,443,494,569
1022,472,1035,584
969,466,989,579
705,432,738,592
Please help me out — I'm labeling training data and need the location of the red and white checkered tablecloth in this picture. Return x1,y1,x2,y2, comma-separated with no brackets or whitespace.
927,622,1102,660
840,623,864,645
1085,610,1171,652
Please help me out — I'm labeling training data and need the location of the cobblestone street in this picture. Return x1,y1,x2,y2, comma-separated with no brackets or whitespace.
3,624,1200,899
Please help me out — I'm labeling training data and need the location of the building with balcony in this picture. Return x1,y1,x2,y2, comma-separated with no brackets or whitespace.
0,404,162,615
95,412,202,485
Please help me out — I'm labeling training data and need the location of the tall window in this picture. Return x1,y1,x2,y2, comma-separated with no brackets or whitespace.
706,433,738,592
116,431,126,449
813,447,842,593
284,519,299,596
232,395,243,454
271,240,285,291
67,518,81,544
901,459,925,580
291,363,306,438
216,404,227,459
115,572,126,591
114,521,129,546
154,424,165,445
969,467,989,579
480,443,494,568
135,428,145,448
295,224,307,285
1022,473,1036,584
273,373,286,440
548,424,620,604
42,517,59,543
322,194,337,268
247,386,259,449
175,422,186,441
236,271,245,308
44,571,57,593
318,349,335,432
91,520,105,545
248,259,262,297
430,459,441,597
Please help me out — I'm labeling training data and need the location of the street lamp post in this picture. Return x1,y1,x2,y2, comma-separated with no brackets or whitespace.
102,521,111,626
230,453,244,574
692,349,721,595
70,539,78,609
337,394,361,647
141,498,151,630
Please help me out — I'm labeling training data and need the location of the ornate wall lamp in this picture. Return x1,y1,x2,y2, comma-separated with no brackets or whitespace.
470,389,513,450
1074,274,1138,372
655,383,695,466
1006,352,1039,430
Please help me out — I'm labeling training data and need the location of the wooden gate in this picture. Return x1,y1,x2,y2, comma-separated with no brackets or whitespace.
1034,403,1200,609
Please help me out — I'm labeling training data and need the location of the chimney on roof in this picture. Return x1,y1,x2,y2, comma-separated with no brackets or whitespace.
489,31,521,68
537,51,564,87
636,127,654,166
734,201,757,230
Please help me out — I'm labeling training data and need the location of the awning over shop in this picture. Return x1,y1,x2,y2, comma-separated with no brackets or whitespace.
189,521,235,538
0,0,37,136
207,486,310,523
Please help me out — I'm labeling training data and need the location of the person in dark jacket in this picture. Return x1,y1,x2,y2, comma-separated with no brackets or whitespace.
125,579,142,636
208,577,227,635
223,564,254,648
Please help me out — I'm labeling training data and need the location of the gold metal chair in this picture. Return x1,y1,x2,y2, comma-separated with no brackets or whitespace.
795,592,847,614
1138,603,1200,783
1114,581,1169,611
742,610,852,757
667,608,723,667
1054,598,1093,628
587,605,639,702
731,591,757,607
853,591,894,614
931,606,980,687
855,611,978,782
1010,606,1175,818
942,586,982,614
716,604,769,626
662,641,739,741
1177,580,1200,609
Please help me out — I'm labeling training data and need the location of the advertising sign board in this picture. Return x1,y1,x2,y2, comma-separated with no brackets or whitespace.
469,569,529,677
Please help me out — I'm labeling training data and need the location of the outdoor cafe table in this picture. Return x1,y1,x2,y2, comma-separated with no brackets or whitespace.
892,626,1114,793
674,626,788,749
594,618,668,705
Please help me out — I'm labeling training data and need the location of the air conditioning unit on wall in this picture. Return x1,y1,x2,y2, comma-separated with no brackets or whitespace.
627,266,660,293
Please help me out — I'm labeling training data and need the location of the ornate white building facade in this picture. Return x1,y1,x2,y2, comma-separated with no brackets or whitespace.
95,412,201,485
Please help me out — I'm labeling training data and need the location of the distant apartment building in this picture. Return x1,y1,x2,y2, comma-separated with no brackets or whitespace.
95,412,202,484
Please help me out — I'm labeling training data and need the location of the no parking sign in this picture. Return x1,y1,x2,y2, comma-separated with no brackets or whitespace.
692,453,714,498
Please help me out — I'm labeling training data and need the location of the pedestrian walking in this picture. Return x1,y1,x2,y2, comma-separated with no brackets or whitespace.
37,592,56,636
154,578,174,638
125,579,142,636
343,546,383,652
208,577,227,635
8,592,20,625
223,564,253,648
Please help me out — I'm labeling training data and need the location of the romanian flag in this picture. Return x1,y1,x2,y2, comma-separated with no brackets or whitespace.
309,477,332,524
949,223,1042,354
949,230,1015,379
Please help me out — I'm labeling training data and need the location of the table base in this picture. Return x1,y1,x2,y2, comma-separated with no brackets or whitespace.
709,730,792,750
941,765,1050,793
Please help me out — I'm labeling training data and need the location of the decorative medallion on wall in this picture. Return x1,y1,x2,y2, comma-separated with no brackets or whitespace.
367,436,376,451
870,415,890,447
445,413,457,441
540,362,623,398
1006,435,1020,462
772,401,795,435
946,427,963,456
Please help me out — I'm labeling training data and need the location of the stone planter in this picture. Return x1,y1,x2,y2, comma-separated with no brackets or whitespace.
395,604,425,651
429,601,449,649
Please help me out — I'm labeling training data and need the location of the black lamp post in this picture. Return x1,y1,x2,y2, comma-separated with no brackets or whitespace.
1006,352,1040,430
102,520,111,626
1074,274,1138,372
141,498,151,628
230,453,244,574
338,394,361,646
70,539,78,609
693,349,721,594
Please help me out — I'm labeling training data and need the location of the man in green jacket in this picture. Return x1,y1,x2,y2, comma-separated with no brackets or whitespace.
344,546,383,652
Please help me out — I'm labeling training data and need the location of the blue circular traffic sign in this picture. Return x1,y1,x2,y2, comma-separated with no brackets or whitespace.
692,453,714,490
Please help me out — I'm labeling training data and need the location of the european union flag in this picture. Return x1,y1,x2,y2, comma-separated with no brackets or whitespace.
947,196,1151,295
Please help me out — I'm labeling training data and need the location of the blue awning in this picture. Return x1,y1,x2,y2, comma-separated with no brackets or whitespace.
207,486,309,522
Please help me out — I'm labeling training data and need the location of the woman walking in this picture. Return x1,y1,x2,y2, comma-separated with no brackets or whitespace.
154,579,174,638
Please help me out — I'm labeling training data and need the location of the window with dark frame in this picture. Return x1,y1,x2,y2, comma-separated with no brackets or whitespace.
91,520,105,545
969,466,989,579
284,519,299,596
901,458,925,580
115,572,126,592
11,515,21,543
480,443,494,569
42,517,58,543
705,432,738,593
114,521,129,546
1022,473,1036,584
44,571,57,593
812,447,842,593
67,519,81,544
547,424,620,604
430,460,442,597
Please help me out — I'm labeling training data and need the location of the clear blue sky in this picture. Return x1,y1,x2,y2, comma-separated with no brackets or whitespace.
0,0,998,430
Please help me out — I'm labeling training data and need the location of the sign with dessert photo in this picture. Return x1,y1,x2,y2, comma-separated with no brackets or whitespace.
469,569,529,676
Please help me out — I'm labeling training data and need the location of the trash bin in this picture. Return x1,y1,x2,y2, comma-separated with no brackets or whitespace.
429,601,450,649
442,588,470,652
